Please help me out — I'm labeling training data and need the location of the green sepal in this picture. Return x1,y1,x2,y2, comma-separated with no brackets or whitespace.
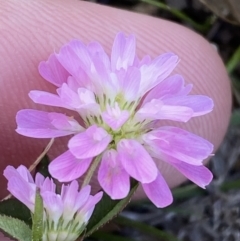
32,189,44,241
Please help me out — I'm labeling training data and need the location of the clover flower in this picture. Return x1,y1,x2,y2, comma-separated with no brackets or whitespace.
4,165,102,241
16,32,214,207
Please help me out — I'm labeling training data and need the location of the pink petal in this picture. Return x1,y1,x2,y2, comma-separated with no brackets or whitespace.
79,192,103,219
143,74,192,104
49,151,92,182
139,55,151,66
156,104,193,122
88,41,110,70
69,41,107,95
136,99,193,122
117,139,158,183
4,165,34,184
38,54,69,87
61,181,80,220
98,150,130,199
111,32,136,71
91,55,115,96
169,159,213,188
41,191,63,223
142,172,173,208
37,175,56,193
29,91,66,108
73,185,91,212
16,110,82,138
6,176,36,212
67,76,82,91
56,41,88,78
68,125,112,159
57,83,82,109
68,40,92,70
119,67,141,101
139,53,179,95
143,126,213,166
101,103,129,130
77,88,97,105
162,95,214,117
35,173,45,187
17,165,34,183
48,113,83,132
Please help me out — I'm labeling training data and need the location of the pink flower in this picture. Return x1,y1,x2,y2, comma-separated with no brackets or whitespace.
16,32,214,208
4,165,102,241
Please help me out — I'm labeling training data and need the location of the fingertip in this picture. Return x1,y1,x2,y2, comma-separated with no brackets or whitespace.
0,0,232,199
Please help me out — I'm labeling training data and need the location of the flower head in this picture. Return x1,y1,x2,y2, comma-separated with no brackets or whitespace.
4,165,102,241
16,32,214,207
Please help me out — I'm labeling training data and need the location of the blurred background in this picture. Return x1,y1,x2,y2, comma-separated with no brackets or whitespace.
83,0,240,241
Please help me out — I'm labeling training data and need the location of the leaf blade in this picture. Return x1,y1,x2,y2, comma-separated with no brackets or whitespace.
0,198,31,225
0,215,32,241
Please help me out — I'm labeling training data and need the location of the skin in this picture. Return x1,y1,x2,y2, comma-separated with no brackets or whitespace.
0,1,232,238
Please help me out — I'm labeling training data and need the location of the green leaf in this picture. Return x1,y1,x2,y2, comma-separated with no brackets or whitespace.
0,215,31,241
85,180,139,237
32,189,44,241
0,198,31,225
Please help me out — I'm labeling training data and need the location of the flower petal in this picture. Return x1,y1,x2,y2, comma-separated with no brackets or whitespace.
61,181,80,221
56,41,88,78
169,159,213,188
3,166,36,212
17,165,34,183
57,83,82,109
98,149,130,199
101,103,129,130
79,192,103,221
4,165,34,185
136,99,193,122
143,126,213,165
16,110,82,138
117,139,158,183
41,191,63,223
143,74,192,104
162,95,214,117
49,151,92,182
119,67,141,101
38,175,56,193
68,125,112,159
38,54,69,87
73,185,91,212
142,172,173,208
111,32,136,71
29,91,66,108
139,53,179,95
88,41,110,70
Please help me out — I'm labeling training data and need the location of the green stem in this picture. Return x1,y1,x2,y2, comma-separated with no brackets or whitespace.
81,155,102,188
115,216,180,241
141,0,211,32
226,45,240,74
